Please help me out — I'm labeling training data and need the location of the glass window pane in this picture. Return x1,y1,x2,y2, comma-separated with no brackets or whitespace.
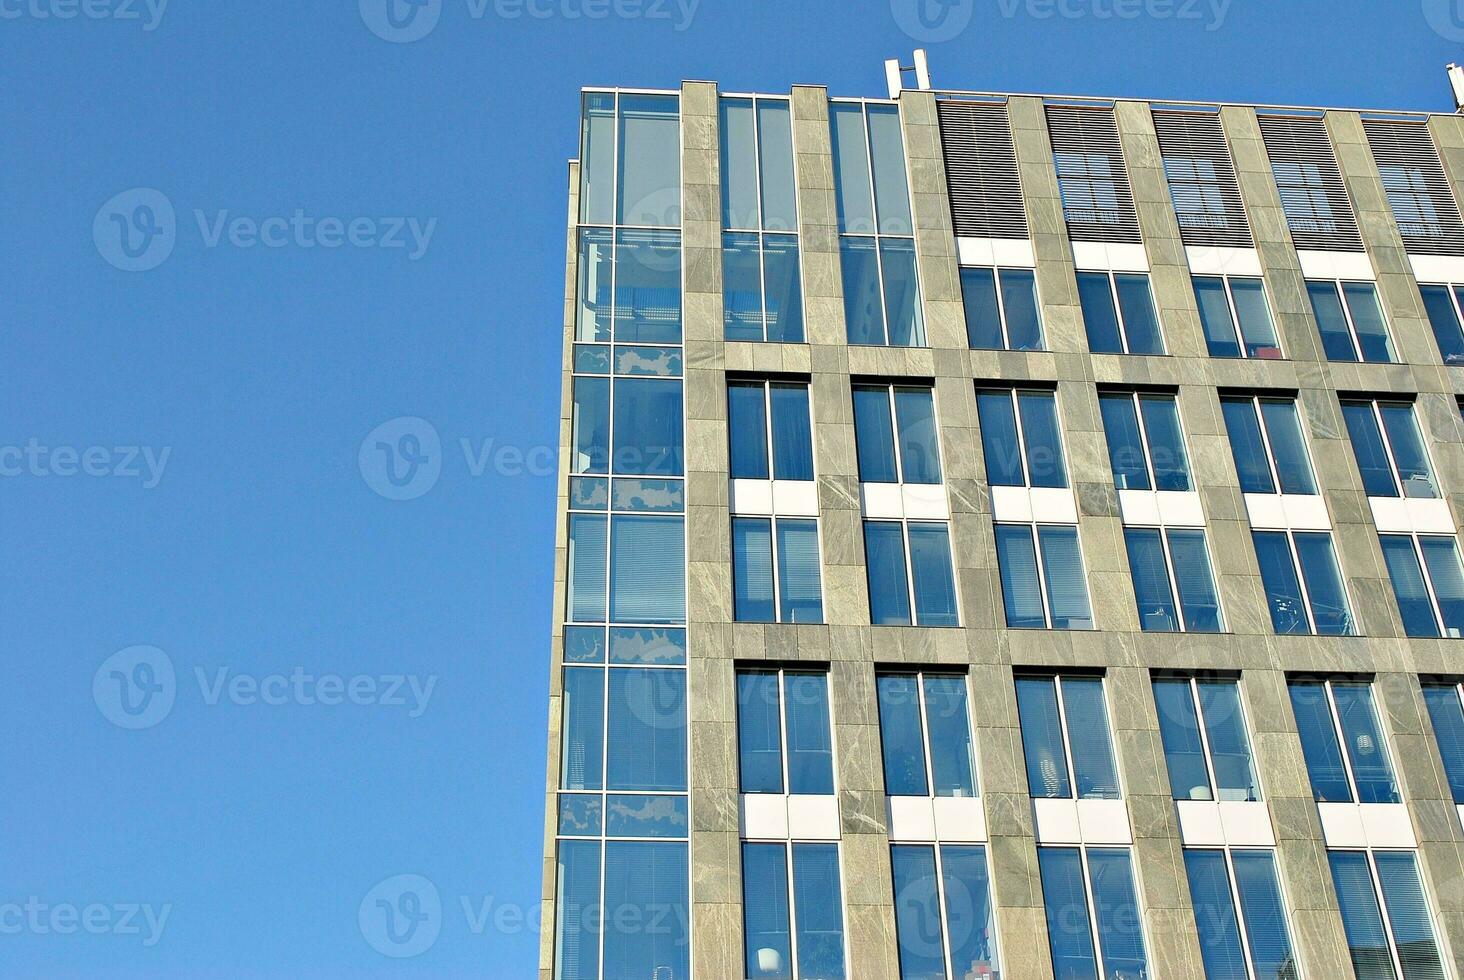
742,843,793,980
853,387,898,483
1378,404,1437,499
733,517,776,623
1040,526,1094,630
1017,677,1073,798
1343,402,1399,497
1329,850,1398,980
777,519,824,625
895,388,942,485
997,525,1047,630
1116,274,1165,354
840,236,885,345
1063,677,1122,800
568,513,608,623
609,515,685,625
1344,282,1395,363
604,794,688,838
1381,535,1441,639
1127,528,1180,633
1308,281,1361,361
1333,682,1401,804
1100,393,1151,490
1197,680,1260,802
1079,272,1124,354
579,93,616,227
1231,278,1282,358
941,845,1000,979
1038,847,1100,980
865,521,912,626
923,676,977,797
1295,532,1354,636
1221,397,1276,494
1153,679,1212,801
962,267,1003,350
792,844,847,979
1020,391,1068,489
1194,276,1242,358
577,227,615,342
830,105,875,235
785,673,835,795
769,383,814,481
562,667,604,791
1288,679,1353,802
1170,529,1223,633
720,98,758,230
1259,399,1317,496
977,390,1025,487
737,671,783,794
1421,284,1464,364
1088,848,1149,980
602,841,689,980
881,239,926,347
1001,267,1044,351
1422,684,1464,804
1420,537,1464,638
614,229,681,343
758,101,797,232
612,378,684,476
564,626,606,664
617,94,680,227
762,235,805,343
878,675,928,796
909,524,959,627
723,232,765,341
891,845,947,980
572,377,611,476
1374,852,1447,980
728,382,769,480
868,105,913,236
1184,850,1248,980
555,839,602,980
1139,395,1191,492
606,668,686,792
1254,531,1308,635
1231,851,1295,980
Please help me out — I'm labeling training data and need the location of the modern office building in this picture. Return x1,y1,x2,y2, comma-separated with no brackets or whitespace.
542,60,1464,979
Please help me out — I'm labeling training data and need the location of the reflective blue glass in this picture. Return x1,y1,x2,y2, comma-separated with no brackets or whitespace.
878,674,929,797
608,626,686,665
1019,390,1068,489
840,236,885,345
1099,393,1150,490
962,268,1002,349
1332,682,1400,804
1231,277,1281,358
1153,679,1211,801
1421,684,1464,803
891,845,946,980
1260,399,1317,495
555,840,602,980
1374,851,1447,980
1308,281,1362,361
1127,528,1179,633
1038,847,1100,980
1017,676,1072,799
792,844,847,979
909,524,959,627
1420,284,1464,364
923,676,977,798
763,235,804,343
785,673,835,795
776,519,824,625
758,102,797,232
1185,850,1248,980
1379,403,1437,498
728,381,769,480
1115,274,1165,354
1170,529,1223,633
559,794,603,838
615,94,680,227
853,387,899,483
868,105,913,236
1139,394,1191,491
601,841,689,980
737,670,783,794
572,377,610,475
865,521,912,625
1221,397,1275,494
977,390,1024,487
1040,525,1094,630
1198,680,1260,802
996,524,1045,629
723,232,764,341
1344,282,1395,363
1420,536,1464,638
1381,534,1440,638
941,845,999,979
564,626,605,664
742,843,793,980
830,104,875,235
895,388,942,485
1001,268,1044,351
1253,531,1307,635
1295,532,1354,636
561,667,604,792
609,515,685,625
579,92,616,226
577,227,614,342
612,378,683,476
1288,679,1353,802
719,98,758,230
613,229,681,342
567,513,607,623
606,668,686,792
1079,272,1124,354
605,795,689,838
1063,677,1122,800
1329,850,1396,980
1231,851,1295,980
1343,400,1399,497
733,517,775,623
1088,848,1148,979
881,239,925,347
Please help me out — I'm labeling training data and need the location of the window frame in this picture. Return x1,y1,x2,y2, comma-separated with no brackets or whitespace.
1154,676,1261,803
995,522,1095,631
1183,847,1297,980
863,519,962,628
1099,389,1193,493
875,671,979,800
1078,269,1166,355
732,516,825,625
853,383,943,486
727,378,816,483
739,839,851,980
1037,844,1150,978
1329,847,1449,980
1192,274,1283,360
890,842,1001,980
1125,526,1225,634
1341,398,1440,501
1252,529,1357,637
1306,278,1395,364
1422,680,1464,803
1290,677,1400,805
976,386,1069,490
1017,673,1123,801
1220,394,1318,497
1379,532,1464,639
735,667,838,797
1418,282,1464,365
960,265,1045,351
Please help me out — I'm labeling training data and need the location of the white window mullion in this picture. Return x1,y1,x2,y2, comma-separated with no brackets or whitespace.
930,843,958,980
1285,531,1321,635
1110,273,1132,354
1188,679,1222,800
1128,392,1160,492
1220,849,1261,980
1029,524,1056,630
1051,675,1081,798
1249,397,1286,496
902,520,921,626
915,673,938,802
1321,681,1364,803
1409,535,1449,636
991,267,1013,350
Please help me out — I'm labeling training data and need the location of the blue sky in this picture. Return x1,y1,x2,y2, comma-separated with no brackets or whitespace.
2,0,1460,975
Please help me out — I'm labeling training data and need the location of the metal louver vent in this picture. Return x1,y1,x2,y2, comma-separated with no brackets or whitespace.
1257,115,1364,252
1152,111,1253,248
936,100,1029,240
1362,119,1464,256
1044,105,1142,244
